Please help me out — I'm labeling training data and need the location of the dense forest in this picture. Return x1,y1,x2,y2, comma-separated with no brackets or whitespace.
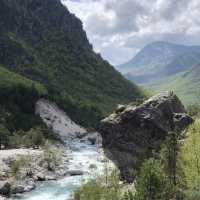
0,0,144,128
0,66,59,149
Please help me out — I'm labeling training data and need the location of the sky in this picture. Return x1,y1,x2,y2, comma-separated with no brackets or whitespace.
62,0,200,66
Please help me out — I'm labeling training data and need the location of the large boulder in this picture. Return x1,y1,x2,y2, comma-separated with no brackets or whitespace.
0,181,11,197
99,91,193,182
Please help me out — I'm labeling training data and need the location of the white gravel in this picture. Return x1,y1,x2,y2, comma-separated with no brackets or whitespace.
0,149,42,170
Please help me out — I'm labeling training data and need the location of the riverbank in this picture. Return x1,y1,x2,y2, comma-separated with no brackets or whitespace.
0,145,69,199
0,99,113,200
10,138,111,200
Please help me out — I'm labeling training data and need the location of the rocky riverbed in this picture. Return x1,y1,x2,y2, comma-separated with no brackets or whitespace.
0,99,112,200
0,146,69,199
11,139,109,200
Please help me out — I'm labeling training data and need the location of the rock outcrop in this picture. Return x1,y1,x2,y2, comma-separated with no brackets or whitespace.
99,91,193,182
35,99,86,140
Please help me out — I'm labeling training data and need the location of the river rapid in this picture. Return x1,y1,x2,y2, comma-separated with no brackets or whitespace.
11,99,112,200
13,139,108,200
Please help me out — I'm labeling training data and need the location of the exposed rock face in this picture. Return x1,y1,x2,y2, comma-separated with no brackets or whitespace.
35,99,86,140
99,92,193,182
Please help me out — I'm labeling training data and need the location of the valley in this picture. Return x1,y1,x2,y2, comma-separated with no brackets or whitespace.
118,41,200,105
0,0,200,200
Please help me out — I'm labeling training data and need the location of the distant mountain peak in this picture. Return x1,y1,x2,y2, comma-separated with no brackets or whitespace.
117,41,200,85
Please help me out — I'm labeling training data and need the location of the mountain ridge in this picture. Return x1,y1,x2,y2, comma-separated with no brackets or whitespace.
0,0,145,127
118,41,200,84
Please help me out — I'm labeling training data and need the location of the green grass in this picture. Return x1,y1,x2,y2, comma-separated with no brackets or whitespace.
148,70,200,106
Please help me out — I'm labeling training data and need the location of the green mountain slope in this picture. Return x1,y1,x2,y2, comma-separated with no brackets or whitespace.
0,66,62,148
148,65,200,105
118,41,200,85
117,41,200,106
0,65,46,133
0,65,46,95
0,0,144,127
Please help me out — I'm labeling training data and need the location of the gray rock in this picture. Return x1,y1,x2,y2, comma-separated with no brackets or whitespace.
45,175,56,180
99,91,193,182
0,195,7,200
11,179,36,194
34,173,45,181
67,170,84,176
116,104,126,113
81,132,102,146
11,185,25,194
0,181,10,197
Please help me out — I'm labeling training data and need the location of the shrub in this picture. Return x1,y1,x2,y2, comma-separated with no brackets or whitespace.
74,170,122,200
43,141,62,171
11,155,32,179
122,191,134,200
180,118,200,190
184,189,200,200
9,127,46,148
0,124,10,149
187,104,200,117
134,158,173,200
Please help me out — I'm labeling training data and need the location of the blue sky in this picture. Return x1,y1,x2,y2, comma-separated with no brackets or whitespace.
62,0,200,65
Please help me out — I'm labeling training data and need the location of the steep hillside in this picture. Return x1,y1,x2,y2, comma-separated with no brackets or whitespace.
0,0,144,127
118,41,200,84
149,65,200,105
0,66,48,148
0,65,46,95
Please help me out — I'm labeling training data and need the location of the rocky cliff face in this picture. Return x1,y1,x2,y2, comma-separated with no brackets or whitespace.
99,92,193,182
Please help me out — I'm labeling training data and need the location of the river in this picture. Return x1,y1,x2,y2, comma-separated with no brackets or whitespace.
12,139,109,200
11,99,112,200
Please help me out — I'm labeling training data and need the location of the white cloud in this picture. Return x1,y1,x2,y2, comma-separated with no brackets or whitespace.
62,0,200,65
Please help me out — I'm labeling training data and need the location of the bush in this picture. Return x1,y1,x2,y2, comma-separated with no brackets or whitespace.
11,155,32,179
134,158,173,200
187,104,200,117
43,141,62,171
9,127,46,148
180,118,200,190
0,124,10,149
122,191,134,200
74,170,122,200
184,190,200,200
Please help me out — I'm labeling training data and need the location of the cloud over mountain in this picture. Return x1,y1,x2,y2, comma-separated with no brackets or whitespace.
62,0,200,65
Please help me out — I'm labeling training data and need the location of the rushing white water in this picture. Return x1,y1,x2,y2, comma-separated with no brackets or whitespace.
11,99,113,200
13,140,108,200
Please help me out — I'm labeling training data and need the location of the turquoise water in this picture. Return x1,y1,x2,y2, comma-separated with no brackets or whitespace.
13,141,106,200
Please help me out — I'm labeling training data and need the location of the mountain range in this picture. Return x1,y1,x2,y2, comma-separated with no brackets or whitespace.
118,41,200,105
0,0,144,128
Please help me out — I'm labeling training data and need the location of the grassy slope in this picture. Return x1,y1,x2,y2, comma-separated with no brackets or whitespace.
148,69,200,106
